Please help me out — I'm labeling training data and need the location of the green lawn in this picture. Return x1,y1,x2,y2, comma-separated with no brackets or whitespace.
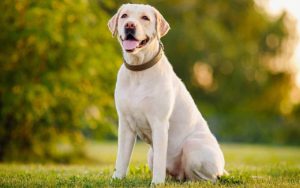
0,142,299,187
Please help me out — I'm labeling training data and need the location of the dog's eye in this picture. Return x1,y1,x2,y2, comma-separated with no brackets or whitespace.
141,15,150,21
121,14,128,18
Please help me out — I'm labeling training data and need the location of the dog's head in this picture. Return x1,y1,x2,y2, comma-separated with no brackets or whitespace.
108,4,170,54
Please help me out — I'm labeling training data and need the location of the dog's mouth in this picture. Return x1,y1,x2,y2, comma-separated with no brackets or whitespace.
121,34,150,53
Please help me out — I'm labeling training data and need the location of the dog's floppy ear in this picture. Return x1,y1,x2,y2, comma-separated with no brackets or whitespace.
108,6,123,37
153,7,170,38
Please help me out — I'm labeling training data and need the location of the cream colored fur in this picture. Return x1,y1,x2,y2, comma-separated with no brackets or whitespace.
108,4,226,184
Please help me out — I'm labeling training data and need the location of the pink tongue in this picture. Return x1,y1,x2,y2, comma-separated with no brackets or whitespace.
122,40,139,50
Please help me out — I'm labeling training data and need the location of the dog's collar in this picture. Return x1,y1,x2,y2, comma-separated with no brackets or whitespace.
123,42,164,71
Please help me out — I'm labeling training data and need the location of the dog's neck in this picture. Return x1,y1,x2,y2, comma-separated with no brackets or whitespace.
122,39,160,66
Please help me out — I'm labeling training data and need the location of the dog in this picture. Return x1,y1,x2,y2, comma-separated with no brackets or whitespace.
108,3,226,184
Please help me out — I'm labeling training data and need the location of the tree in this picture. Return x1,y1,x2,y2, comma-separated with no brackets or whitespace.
0,0,120,161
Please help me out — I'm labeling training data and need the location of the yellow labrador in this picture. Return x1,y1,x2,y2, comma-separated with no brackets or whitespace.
108,4,226,184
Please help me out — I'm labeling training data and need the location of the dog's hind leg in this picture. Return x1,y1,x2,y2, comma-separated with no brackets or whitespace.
181,138,225,182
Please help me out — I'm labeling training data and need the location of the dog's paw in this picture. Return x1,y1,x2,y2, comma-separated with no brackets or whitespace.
110,173,125,185
111,172,124,180
150,179,165,186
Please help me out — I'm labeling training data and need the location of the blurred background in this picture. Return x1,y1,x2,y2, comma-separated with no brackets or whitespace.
0,0,299,163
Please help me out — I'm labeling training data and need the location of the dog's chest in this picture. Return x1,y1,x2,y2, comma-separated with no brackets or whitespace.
116,76,157,144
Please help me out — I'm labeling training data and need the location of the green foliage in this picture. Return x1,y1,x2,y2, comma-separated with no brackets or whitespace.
0,0,300,162
0,0,120,161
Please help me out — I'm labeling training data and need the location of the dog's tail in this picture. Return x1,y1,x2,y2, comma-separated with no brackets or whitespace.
223,169,229,175
217,169,229,180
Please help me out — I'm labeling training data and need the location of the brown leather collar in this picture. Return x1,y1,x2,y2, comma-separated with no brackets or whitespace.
123,43,164,71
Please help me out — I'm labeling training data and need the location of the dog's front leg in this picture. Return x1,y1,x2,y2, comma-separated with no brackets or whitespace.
150,119,169,184
112,118,136,179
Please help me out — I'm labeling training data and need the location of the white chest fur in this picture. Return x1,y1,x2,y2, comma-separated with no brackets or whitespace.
116,84,152,143
114,64,173,144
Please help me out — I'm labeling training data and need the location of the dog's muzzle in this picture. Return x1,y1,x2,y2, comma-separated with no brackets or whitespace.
121,21,150,52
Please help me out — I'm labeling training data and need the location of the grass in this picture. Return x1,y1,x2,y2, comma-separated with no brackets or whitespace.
0,142,299,187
